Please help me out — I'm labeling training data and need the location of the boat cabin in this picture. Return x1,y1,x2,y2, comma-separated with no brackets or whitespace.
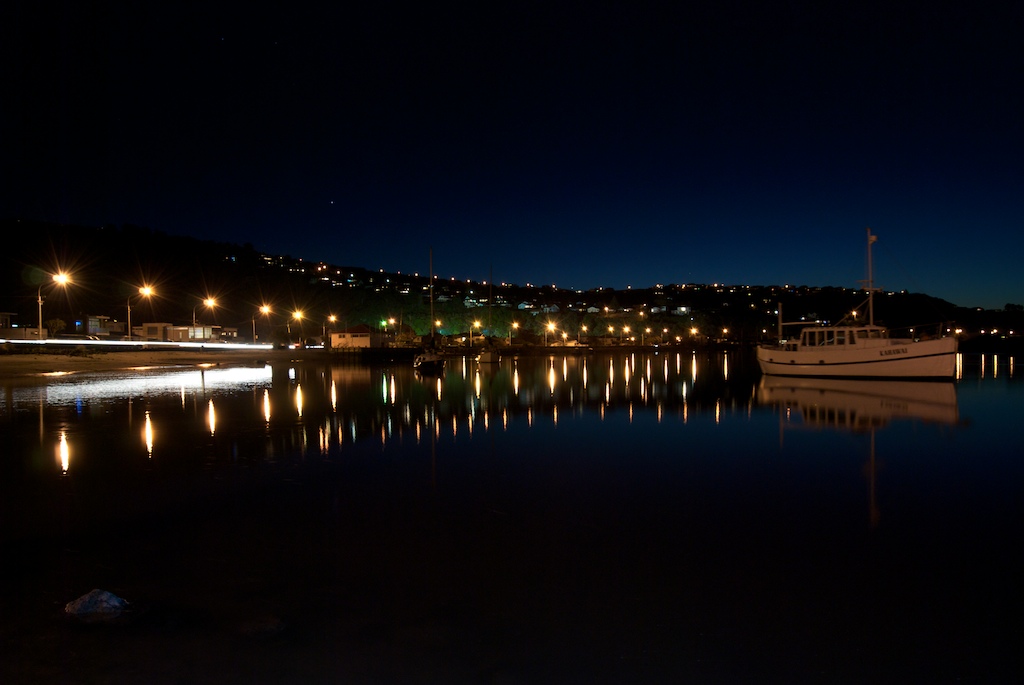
782,325,889,350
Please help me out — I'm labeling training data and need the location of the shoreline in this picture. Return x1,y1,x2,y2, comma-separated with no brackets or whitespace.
0,348,318,380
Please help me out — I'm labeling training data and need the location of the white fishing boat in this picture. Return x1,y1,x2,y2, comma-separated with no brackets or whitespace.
756,229,957,379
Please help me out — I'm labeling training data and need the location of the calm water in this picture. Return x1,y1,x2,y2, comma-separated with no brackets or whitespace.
1,350,1021,683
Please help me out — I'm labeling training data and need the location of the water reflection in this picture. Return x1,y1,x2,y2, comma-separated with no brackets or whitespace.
58,430,69,474
4,351,1020,682
757,375,961,527
4,351,1018,475
757,376,960,430
144,411,154,458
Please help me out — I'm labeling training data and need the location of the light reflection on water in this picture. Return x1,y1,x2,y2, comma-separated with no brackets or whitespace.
2,350,1021,520
3,350,1017,476
2,349,1022,679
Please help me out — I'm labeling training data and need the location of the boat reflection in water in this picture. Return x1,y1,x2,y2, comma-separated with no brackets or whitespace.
757,375,960,526
757,376,959,430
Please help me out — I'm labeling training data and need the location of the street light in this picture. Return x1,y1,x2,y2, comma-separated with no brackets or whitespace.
473,320,481,347
510,321,519,345
288,310,303,342
127,286,154,342
192,297,216,341
253,304,271,342
324,314,337,347
37,272,71,340
545,322,556,346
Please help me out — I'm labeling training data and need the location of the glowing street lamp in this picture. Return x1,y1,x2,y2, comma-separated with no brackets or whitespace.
127,286,154,342
37,272,71,340
286,310,304,342
192,297,216,341
545,322,556,346
510,321,519,345
472,320,482,346
253,304,272,342
324,314,337,344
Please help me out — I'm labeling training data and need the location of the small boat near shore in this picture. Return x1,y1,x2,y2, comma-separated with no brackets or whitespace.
413,349,445,375
756,229,957,379
477,347,500,364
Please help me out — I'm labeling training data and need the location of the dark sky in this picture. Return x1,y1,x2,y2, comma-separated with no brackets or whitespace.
6,1,1023,308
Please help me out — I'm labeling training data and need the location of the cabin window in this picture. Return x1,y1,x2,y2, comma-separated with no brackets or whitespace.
835,330,846,345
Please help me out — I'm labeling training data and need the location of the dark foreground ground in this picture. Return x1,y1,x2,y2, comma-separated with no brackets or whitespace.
4,454,717,685
6,446,1019,685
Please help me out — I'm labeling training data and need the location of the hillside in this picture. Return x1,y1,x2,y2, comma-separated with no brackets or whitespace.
3,220,1019,346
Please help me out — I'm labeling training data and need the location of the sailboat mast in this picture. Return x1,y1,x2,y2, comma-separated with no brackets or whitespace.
429,248,435,343
866,227,877,326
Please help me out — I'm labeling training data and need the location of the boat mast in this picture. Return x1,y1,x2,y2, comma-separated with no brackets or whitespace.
429,248,435,344
865,227,878,326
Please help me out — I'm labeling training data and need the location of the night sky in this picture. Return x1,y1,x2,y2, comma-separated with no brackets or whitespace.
6,2,1022,308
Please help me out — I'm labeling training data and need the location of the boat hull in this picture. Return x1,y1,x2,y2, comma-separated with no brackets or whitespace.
413,352,446,375
756,337,957,379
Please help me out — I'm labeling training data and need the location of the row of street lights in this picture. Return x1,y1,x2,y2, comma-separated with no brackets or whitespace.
32,269,716,345
32,270,330,343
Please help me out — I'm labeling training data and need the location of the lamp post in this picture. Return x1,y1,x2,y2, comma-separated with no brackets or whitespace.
288,311,303,344
37,272,71,340
192,298,216,341
545,322,556,346
253,305,271,342
510,321,518,345
472,320,481,347
324,314,337,348
127,286,154,342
